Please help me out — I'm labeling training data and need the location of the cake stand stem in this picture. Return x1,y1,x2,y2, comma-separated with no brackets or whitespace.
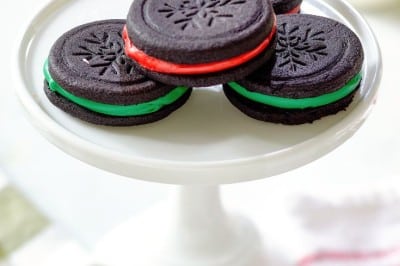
94,185,267,266
173,185,232,248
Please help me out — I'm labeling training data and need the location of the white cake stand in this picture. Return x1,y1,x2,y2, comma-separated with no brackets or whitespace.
14,0,381,265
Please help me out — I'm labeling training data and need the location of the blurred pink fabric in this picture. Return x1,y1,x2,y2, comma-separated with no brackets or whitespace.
289,183,400,266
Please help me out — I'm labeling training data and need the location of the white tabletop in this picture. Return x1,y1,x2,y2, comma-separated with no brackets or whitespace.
1,0,399,254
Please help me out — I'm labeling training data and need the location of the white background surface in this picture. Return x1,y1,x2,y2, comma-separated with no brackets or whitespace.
1,0,400,257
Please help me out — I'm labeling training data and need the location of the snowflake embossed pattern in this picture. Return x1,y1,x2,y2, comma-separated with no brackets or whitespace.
72,31,135,76
158,0,246,30
276,23,328,72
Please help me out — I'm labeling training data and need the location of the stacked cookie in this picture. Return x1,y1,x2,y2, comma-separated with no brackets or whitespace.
44,0,363,126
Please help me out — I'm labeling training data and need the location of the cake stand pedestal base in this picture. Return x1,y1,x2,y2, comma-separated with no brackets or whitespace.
94,186,267,266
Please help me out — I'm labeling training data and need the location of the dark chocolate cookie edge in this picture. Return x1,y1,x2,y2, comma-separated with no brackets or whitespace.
44,82,192,127
223,84,359,125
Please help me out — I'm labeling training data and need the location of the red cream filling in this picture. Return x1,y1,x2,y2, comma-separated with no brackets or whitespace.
286,5,301,14
122,19,277,75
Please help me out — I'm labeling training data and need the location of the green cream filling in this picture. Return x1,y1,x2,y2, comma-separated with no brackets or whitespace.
227,73,362,109
43,60,189,117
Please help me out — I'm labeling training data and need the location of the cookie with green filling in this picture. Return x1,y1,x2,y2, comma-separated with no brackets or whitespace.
224,14,364,125
44,19,192,126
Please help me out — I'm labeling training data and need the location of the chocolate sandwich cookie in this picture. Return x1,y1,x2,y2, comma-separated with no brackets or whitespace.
44,20,192,126
224,14,364,125
271,0,302,14
124,0,277,87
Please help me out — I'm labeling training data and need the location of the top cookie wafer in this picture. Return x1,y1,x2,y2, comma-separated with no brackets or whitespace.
124,0,276,87
127,0,274,63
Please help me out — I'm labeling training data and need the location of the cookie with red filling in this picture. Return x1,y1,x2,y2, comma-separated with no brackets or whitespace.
223,14,364,125
271,0,302,14
124,0,277,87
